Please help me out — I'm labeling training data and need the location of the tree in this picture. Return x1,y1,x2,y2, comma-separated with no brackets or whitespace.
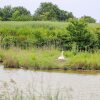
34,2,58,21
57,10,68,21
34,2,74,21
80,15,96,23
2,6,13,21
66,18,97,50
11,10,20,20
12,6,31,16
11,6,32,21
0,8,3,20
95,28,100,49
11,10,32,21
67,12,74,20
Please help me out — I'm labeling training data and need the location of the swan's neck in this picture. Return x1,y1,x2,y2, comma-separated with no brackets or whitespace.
61,51,64,56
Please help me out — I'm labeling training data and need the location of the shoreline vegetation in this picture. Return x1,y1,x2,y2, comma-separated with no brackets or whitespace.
0,21,100,70
0,47,100,70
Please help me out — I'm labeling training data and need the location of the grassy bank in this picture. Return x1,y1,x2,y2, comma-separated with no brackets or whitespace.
0,21,100,50
0,48,100,70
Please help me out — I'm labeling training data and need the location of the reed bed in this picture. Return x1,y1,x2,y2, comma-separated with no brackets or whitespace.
0,48,100,70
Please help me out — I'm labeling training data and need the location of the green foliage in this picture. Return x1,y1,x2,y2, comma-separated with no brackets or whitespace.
11,6,32,21
0,6,32,21
0,3,96,22
11,15,33,21
2,48,66,70
1,48,100,70
0,21,100,50
0,21,68,49
12,6,31,15
66,19,98,50
80,15,96,23
2,5,13,21
0,8,3,20
67,51,100,70
95,27,100,48
34,2,74,21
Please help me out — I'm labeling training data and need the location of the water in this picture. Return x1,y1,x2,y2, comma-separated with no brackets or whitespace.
0,65,100,100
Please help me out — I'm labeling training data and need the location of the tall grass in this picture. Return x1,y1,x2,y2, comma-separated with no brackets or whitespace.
0,48,66,70
0,47,100,70
66,51,100,70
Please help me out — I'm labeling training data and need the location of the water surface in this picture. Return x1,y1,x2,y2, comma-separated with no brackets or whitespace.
0,65,100,100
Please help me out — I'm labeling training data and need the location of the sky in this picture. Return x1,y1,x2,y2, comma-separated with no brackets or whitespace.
0,0,100,22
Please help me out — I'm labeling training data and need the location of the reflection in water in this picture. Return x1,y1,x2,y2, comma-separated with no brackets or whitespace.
0,65,100,100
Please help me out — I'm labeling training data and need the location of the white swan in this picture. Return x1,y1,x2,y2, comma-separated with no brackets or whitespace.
58,51,65,60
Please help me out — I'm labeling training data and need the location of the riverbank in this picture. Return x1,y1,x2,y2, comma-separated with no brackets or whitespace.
0,48,100,70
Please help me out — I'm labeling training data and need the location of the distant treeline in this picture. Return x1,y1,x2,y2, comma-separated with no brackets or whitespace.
0,2,96,22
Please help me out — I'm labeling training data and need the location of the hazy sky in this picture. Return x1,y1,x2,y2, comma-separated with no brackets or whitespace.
0,0,99,21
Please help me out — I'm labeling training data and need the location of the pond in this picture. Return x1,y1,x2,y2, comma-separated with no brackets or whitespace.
0,65,100,100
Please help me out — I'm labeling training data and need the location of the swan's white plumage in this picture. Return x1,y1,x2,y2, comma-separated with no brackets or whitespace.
58,51,65,60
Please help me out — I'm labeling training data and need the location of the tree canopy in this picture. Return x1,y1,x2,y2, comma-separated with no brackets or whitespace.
1,6,13,21
34,2,74,21
0,2,96,22
0,6,32,21
11,6,32,21
66,18,97,50
80,15,96,23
